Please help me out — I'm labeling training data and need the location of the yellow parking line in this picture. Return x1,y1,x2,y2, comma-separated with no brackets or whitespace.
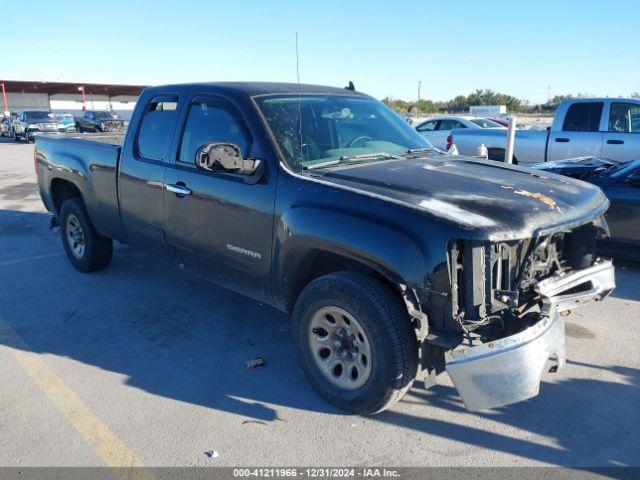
0,315,155,480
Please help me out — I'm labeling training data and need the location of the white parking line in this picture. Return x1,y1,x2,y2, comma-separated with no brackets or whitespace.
0,252,63,267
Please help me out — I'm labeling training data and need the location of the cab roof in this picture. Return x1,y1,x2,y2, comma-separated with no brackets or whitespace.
151,81,368,98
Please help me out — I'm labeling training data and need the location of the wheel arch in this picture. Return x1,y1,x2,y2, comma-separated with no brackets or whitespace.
280,246,405,313
50,178,83,216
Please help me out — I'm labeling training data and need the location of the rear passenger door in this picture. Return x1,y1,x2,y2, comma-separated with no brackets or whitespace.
602,101,640,162
163,94,277,301
547,102,604,161
119,95,179,250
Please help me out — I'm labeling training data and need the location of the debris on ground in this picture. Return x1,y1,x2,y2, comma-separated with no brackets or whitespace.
204,451,219,458
245,357,265,368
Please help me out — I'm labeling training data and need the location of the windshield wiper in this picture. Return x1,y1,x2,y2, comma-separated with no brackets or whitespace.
305,152,402,170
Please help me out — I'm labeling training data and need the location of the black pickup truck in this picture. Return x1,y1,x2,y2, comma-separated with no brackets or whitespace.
35,82,615,414
75,110,127,133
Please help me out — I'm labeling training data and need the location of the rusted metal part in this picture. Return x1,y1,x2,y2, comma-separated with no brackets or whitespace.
513,188,558,210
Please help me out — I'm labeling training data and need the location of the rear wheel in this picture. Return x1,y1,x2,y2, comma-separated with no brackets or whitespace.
59,198,113,272
291,271,418,414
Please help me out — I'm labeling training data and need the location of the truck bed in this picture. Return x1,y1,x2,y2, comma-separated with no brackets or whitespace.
35,133,124,241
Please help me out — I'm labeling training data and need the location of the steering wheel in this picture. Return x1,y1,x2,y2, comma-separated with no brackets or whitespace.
346,136,372,148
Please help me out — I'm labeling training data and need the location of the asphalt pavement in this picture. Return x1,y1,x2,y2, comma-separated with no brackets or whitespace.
0,137,638,468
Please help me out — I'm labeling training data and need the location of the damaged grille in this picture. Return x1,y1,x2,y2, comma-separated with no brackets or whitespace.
102,121,126,131
449,222,601,326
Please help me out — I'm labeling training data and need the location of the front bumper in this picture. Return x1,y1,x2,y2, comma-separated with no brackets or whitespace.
445,260,615,411
27,127,67,134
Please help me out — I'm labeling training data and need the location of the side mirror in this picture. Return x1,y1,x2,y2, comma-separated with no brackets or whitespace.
195,142,262,176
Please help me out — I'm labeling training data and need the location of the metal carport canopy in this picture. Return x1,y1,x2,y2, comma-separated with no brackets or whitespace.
0,80,146,96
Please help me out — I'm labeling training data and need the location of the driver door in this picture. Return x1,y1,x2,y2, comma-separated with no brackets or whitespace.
163,95,277,301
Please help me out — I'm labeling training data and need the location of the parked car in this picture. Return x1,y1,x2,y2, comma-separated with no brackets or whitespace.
75,110,127,133
489,117,509,127
35,82,614,414
452,98,640,164
533,157,640,261
0,115,16,138
12,110,62,142
55,113,77,133
415,116,505,150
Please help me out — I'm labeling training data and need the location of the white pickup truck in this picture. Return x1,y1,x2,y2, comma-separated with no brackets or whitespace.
451,98,640,164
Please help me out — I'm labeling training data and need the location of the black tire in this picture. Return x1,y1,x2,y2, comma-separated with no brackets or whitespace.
59,198,113,272
487,148,518,165
291,271,418,414
76,124,83,133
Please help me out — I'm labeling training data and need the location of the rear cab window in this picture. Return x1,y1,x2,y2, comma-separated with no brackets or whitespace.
136,96,179,160
562,102,603,132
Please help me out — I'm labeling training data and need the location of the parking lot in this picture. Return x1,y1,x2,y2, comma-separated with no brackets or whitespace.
1,137,639,468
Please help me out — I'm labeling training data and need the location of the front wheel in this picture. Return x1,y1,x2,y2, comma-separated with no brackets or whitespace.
59,198,113,272
291,272,418,414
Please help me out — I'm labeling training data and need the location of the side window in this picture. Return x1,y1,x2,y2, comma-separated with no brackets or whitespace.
137,97,179,160
562,102,603,132
609,103,640,133
178,99,250,165
417,121,437,132
452,121,467,129
438,120,457,131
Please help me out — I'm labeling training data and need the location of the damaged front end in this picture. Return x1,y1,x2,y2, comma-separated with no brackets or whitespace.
424,221,615,411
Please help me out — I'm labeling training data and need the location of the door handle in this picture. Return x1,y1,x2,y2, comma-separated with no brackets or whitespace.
166,183,192,196
607,139,624,145
555,138,570,143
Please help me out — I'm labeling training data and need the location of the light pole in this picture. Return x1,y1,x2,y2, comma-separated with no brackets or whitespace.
417,81,422,118
78,85,87,111
1,82,9,115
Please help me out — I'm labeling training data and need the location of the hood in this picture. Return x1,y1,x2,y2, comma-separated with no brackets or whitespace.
530,156,620,180
311,155,608,241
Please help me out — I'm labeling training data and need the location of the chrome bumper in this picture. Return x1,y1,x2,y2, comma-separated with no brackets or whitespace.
537,260,615,312
446,260,615,411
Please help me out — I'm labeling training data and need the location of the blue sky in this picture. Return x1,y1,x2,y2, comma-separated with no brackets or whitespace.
1,0,638,103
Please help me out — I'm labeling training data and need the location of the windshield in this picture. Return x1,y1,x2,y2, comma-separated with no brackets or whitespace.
255,94,435,170
93,111,117,119
603,159,640,177
57,114,73,120
470,118,504,128
25,111,56,121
